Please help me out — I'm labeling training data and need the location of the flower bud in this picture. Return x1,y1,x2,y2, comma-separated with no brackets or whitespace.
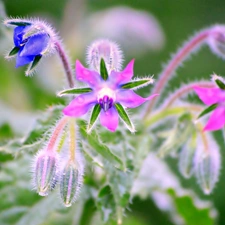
86,39,123,73
33,150,58,196
178,139,195,178
59,160,83,207
207,25,225,60
194,135,221,194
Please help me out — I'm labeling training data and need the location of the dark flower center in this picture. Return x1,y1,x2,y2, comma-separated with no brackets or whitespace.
99,95,113,112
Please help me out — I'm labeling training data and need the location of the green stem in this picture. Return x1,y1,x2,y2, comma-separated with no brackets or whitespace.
144,105,202,127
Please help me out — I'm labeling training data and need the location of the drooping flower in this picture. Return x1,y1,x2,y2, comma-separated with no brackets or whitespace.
193,80,225,131
4,18,56,74
60,58,158,133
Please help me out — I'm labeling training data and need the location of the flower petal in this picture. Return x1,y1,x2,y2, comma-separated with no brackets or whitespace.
204,107,225,131
116,89,158,108
16,48,35,67
193,86,222,105
13,26,26,47
100,107,119,132
75,60,102,87
20,33,49,57
63,93,96,117
110,59,135,86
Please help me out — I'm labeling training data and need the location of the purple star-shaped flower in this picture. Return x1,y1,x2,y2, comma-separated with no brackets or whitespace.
193,86,225,131
62,59,158,132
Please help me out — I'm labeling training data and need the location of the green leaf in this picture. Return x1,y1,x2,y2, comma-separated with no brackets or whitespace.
197,103,218,119
97,185,116,223
5,21,32,26
78,120,124,170
168,189,215,225
8,46,20,57
100,58,108,80
87,104,101,133
121,78,153,89
58,87,92,96
215,78,225,90
26,55,42,75
115,103,135,132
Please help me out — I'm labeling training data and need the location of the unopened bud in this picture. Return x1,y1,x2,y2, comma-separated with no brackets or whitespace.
86,39,123,73
178,139,195,178
194,135,221,194
59,160,83,207
207,25,225,60
34,150,58,196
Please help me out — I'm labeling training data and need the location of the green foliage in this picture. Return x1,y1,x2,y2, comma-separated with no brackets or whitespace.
100,58,109,80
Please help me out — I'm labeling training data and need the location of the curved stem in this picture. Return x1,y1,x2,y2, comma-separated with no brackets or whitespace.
163,81,214,108
55,41,75,88
144,29,212,117
47,116,69,152
144,105,202,127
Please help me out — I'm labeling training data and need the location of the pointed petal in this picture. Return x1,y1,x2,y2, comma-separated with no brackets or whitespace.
100,107,119,132
16,48,34,67
204,107,225,131
110,59,135,86
63,93,96,117
20,33,49,56
193,86,222,105
13,26,26,47
116,90,158,108
75,60,102,87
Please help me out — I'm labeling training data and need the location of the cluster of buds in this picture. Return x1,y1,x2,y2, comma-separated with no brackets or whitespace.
32,117,84,207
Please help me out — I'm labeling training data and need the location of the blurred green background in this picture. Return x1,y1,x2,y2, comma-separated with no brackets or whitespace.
1,0,225,224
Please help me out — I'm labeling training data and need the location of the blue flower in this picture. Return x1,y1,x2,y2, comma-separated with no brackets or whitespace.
13,25,50,67
4,18,56,73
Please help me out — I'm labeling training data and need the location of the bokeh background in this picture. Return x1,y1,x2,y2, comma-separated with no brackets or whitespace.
1,0,225,224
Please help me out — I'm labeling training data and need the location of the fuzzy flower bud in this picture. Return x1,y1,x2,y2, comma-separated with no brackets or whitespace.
86,39,123,73
194,134,221,194
4,18,57,75
59,159,84,207
33,150,58,196
178,138,196,178
207,25,225,60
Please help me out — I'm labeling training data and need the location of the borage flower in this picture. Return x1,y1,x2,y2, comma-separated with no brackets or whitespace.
4,18,56,74
59,59,158,133
193,76,225,131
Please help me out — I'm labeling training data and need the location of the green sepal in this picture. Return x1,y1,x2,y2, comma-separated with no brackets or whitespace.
87,104,101,133
58,87,93,96
26,55,42,75
197,103,218,119
8,46,20,57
121,78,153,89
215,79,225,90
100,58,108,80
114,103,135,132
6,21,32,26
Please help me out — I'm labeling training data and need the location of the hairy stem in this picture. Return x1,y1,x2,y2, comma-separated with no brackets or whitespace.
47,116,68,152
163,81,214,108
144,105,202,127
55,41,75,88
144,29,213,117
69,118,76,161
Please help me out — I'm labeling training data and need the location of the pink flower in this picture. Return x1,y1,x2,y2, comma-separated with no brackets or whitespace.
193,86,225,131
62,59,158,132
